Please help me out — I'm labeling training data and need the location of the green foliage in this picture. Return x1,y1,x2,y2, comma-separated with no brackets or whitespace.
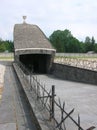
84,36,95,52
49,30,97,53
0,39,14,52
49,29,81,52
94,44,97,52
0,30,97,53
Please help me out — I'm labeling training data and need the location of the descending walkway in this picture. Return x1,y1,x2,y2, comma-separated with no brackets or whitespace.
0,61,37,130
35,74,97,129
0,60,97,130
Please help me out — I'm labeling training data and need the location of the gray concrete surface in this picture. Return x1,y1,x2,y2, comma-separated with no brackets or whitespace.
1,60,97,130
0,62,16,130
35,74,97,129
13,63,54,130
0,61,37,130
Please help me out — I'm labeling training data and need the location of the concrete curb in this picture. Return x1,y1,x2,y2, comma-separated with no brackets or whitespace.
13,63,54,130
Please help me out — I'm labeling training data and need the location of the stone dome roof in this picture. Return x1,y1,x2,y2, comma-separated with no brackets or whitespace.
14,23,55,52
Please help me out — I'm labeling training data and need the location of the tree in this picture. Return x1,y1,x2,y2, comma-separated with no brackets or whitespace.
79,42,86,53
85,36,91,43
84,36,96,52
49,30,66,52
91,36,95,44
0,39,13,52
49,29,81,52
84,36,92,52
94,44,97,52
91,36,95,51
5,40,14,52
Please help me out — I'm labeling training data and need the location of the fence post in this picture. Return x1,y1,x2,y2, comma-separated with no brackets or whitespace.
78,114,80,130
50,85,55,120
37,82,39,100
52,85,55,119
30,73,32,90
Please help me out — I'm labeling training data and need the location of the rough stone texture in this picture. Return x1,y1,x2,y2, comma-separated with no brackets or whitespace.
14,23,54,50
14,23,55,56
13,23,56,73
52,63,97,85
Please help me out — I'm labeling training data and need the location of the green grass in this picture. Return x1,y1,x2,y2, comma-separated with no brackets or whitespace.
55,56,97,59
0,56,14,61
0,53,14,61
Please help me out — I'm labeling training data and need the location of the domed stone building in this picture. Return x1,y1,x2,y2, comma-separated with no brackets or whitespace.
14,18,56,73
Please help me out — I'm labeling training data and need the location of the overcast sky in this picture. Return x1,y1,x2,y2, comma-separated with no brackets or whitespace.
0,0,97,42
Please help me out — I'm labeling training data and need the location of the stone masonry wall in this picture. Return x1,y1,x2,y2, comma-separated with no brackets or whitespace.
52,63,97,85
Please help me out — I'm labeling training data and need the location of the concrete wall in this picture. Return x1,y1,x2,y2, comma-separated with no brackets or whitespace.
52,63,97,85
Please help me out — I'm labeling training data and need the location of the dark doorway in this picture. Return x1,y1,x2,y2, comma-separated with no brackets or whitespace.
19,54,51,74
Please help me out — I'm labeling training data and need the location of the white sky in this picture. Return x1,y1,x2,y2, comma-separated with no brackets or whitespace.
0,0,97,42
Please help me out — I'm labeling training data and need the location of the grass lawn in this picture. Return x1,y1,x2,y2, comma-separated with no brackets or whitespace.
0,53,14,61
55,56,97,61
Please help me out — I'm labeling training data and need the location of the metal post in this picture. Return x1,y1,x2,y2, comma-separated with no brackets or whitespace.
30,73,32,90
78,114,80,130
51,85,55,119
37,82,39,100
52,85,55,118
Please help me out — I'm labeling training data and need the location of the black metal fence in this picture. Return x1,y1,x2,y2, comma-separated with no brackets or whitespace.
18,62,95,130
30,75,95,130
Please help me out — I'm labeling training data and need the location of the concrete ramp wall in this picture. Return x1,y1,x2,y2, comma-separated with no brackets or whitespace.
52,63,97,85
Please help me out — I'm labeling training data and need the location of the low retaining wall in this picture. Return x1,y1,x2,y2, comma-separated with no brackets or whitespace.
52,63,97,85
13,63,53,130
